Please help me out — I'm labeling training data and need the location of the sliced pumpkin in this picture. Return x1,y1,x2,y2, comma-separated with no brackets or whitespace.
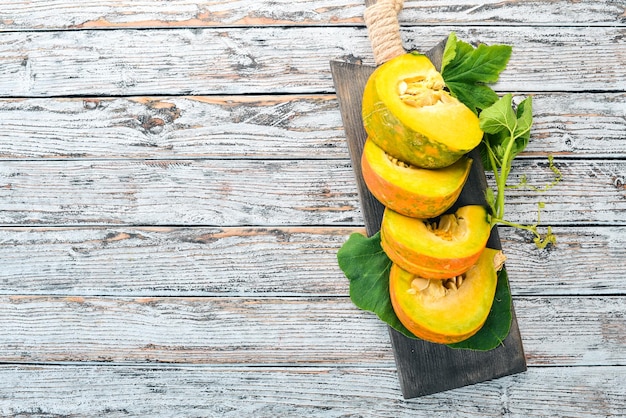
361,137,472,218
362,53,483,169
390,248,501,344
380,205,491,280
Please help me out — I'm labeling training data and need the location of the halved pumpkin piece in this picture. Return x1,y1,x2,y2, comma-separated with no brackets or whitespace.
362,53,483,169
361,138,472,218
380,205,490,280
390,248,501,344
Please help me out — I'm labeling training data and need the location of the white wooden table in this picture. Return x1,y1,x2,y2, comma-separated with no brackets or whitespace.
0,1,625,415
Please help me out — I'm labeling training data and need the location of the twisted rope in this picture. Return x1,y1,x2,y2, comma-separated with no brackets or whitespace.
364,0,406,65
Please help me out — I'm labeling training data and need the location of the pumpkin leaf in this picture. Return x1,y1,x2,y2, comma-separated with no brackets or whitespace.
337,232,416,339
440,32,458,73
441,35,512,114
337,232,513,350
480,94,533,167
479,93,516,135
443,42,511,84
445,81,499,115
447,267,513,351
513,96,533,156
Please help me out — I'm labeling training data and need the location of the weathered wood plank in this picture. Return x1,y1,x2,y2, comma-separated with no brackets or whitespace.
527,92,626,158
0,364,624,417
0,27,623,97
0,159,624,226
0,95,348,160
0,159,360,226
0,0,619,412
0,226,355,296
0,296,623,366
0,0,622,30
495,158,626,226
1,92,623,160
499,226,626,296
1,226,623,297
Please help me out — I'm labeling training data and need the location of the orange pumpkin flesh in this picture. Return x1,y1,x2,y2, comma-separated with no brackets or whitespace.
390,248,500,344
362,53,483,169
361,138,472,218
380,205,491,280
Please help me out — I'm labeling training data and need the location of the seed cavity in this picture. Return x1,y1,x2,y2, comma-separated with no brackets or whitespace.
398,74,448,108
410,273,466,300
385,151,413,169
425,214,461,241
442,274,465,292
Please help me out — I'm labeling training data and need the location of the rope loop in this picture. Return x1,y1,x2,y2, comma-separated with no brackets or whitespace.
364,0,406,65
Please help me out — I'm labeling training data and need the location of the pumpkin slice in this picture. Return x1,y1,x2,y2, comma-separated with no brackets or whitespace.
389,248,501,344
380,205,491,280
361,138,472,218
362,53,483,169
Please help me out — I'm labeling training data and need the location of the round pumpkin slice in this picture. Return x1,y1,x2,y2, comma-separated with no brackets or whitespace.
389,247,501,344
361,138,472,218
362,53,483,169
380,205,491,280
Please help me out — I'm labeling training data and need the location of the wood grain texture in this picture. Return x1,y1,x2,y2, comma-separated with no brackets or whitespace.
0,159,624,226
0,26,623,96
0,0,623,30
0,226,623,297
0,226,356,296
0,92,624,160
0,296,623,366
0,95,348,160
0,159,360,226
0,0,622,411
0,365,623,417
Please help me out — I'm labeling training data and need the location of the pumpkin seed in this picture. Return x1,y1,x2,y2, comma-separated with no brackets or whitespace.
411,277,431,292
399,74,445,108
385,151,413,169
443,278,458,291
398,81,408,95
493,250,507,271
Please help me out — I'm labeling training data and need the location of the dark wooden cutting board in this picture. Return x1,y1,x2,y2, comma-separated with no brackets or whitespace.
330,41,527,398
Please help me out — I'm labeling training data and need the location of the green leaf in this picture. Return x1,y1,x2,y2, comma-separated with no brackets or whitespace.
440,32,458,73
480,94,533,165
514,96,533,138
337,233,513,350
479,93,517,135
442,39,512,113
478,141,491,171
445,81,499,114
447,268,513,351
485,187,496,214
337,232,415,339
484,129,510,153
444,42,512,84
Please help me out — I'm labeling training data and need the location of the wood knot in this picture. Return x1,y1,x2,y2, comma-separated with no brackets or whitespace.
139,116,165,134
